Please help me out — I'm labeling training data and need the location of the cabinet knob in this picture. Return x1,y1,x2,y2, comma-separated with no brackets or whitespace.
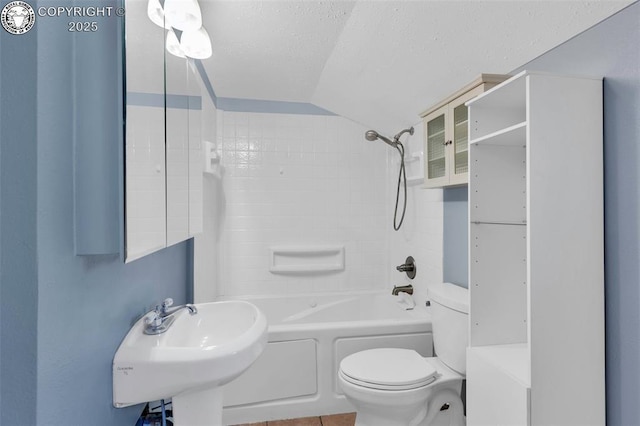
443,140,452,146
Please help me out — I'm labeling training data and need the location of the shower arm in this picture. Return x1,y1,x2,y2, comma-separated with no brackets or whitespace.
393,127,415,143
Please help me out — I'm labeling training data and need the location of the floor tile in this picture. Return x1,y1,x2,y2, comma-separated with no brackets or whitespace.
233,423,267,426
320,413,356,426
267,416,322,426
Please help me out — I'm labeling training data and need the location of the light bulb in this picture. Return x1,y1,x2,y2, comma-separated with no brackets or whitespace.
180,26,212,59
147,0,170,29
163,0,202,32
166,29,186,58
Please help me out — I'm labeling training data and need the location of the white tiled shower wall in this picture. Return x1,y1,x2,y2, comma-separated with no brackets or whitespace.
385,123,443,304
215,111,391,296
200,109,443,299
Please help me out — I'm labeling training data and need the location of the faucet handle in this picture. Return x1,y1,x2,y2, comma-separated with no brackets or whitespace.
396,256,416,279
144,310,162,327
161,298,174,313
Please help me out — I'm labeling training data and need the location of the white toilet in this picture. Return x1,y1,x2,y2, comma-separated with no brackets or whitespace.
338,282,468,426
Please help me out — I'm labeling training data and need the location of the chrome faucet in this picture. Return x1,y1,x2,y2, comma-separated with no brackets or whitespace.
392,284,414,296
143,298,198,335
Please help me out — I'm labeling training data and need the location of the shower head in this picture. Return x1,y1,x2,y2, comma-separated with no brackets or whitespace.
365,130,380,141
365,129,397,147
365,127,414,148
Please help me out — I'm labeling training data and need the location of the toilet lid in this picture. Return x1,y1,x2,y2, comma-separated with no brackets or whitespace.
340,348,438,390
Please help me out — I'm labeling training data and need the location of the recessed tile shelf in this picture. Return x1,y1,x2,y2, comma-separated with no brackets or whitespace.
269,245,345,273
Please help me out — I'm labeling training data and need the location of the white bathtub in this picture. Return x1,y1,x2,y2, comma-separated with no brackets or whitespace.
220,291,433,425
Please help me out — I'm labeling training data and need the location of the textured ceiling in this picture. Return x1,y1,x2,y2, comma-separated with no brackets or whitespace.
199,0,356,102
200,0,632,134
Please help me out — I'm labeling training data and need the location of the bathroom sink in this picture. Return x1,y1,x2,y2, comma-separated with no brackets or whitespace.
113,300,268,409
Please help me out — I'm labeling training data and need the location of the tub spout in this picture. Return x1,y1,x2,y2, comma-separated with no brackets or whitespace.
392,284,414,296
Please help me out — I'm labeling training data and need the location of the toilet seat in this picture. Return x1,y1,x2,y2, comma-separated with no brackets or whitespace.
339,348,438,391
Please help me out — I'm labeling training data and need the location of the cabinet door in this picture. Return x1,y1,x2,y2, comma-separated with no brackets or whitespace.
424,104,449,188
187,62,203,236
165,57,190,247
448,85,483,186
124,0,167,262
467,349,530,426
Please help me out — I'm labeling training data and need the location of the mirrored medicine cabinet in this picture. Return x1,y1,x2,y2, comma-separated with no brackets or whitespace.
124,0,204,262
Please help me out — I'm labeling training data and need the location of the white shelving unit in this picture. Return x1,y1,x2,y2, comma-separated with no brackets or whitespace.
466,71,604,426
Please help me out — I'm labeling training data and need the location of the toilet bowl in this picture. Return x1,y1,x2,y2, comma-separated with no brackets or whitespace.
338,349,464,426
338,283,469,426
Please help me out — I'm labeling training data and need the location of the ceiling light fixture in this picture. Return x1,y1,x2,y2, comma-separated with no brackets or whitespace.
147,0,171,29
147,0,211,60
163,0,202,32
166,29,186,58
180,26,212,59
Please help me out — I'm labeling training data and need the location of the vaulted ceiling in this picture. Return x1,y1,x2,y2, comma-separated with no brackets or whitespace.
199,0,632,134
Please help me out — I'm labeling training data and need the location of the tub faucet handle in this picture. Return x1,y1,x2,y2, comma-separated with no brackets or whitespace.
396,256,416,279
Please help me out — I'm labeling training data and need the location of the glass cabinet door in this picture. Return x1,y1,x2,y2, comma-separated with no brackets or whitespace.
447,85,482,186
452,103,469,177
425,106,448,186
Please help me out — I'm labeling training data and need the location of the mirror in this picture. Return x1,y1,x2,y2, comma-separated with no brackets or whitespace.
165,51,190,246
165,51,204,245
124,0,204,262
124,0,166,261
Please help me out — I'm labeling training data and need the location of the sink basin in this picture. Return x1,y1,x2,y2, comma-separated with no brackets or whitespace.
113,300,268,409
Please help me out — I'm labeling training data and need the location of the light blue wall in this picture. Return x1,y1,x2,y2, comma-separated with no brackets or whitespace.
443,187,468,287
0,14,38,425
0,14,3,419
1,0,191,424
0,27,2,423
514,3,640,424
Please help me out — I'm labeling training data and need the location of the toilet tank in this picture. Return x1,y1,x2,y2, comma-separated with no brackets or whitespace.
427,282,469,375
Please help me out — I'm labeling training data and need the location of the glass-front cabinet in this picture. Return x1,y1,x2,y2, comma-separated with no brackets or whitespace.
421,74,508,188
425,108,447,183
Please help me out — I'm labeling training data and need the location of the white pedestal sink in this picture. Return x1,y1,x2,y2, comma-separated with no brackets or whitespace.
113,300,268,425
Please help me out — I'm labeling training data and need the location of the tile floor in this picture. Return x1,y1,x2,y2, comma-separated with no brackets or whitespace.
234,412,356,426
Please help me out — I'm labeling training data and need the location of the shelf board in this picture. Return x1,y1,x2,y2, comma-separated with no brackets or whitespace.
471,220,526,226
427,129,445,138
470,121,527,146
470,343,530,387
